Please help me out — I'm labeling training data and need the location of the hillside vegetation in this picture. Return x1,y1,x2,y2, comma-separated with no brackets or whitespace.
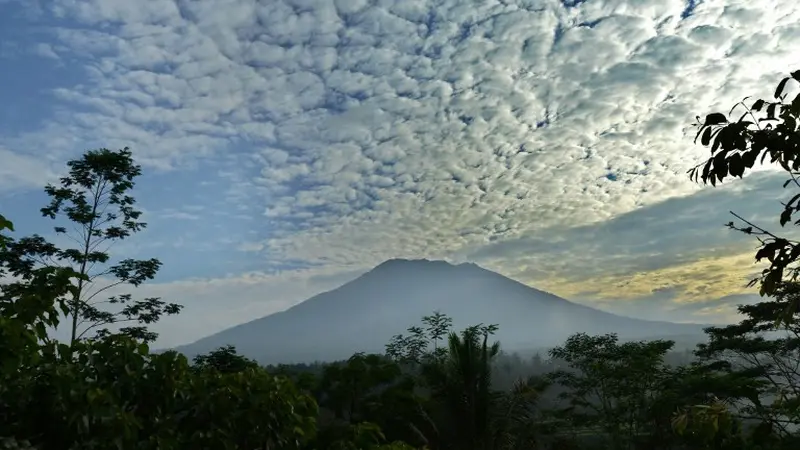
2,72,800,449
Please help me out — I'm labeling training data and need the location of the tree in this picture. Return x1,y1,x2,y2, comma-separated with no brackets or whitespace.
0,148,181,344
386,325,430,364
385,311,454,364
689,70,800,309
671,397,747,450
689,71,800,447
695,282,800,441
318,353,404,425
3,336,318,450
182,359,318,450
384,314,554,450
419,324,502,450
191,345,259,374
423,311,453,355
547,333,676,450
663,360,762,450
1,210,320,450
320,421,420,450
489,374,551,450
0,213,83,434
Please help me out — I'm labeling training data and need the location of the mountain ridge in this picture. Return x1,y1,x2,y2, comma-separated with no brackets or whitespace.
173,259,709,364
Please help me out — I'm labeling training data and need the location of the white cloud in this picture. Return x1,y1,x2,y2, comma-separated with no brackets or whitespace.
157,210,201,221
0,147,60,192
32,43,59,60
3,0,800,336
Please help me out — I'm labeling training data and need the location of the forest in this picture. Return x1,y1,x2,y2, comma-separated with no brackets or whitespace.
2,73,800,450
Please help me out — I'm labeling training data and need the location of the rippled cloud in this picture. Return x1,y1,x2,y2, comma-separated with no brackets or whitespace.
1,0,798,346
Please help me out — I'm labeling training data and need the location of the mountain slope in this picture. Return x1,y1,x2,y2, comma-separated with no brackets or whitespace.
174,259,707,364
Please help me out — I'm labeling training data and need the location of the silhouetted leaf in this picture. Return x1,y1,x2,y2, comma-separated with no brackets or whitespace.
767,102,778,119
781,209,793,227
701,127,712,145
704,113,727,126
728,153,744,178
775,77,791,98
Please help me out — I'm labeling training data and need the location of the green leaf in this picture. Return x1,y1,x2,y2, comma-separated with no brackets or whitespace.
0,213,13,232
58,343,72,359
34,322,47,339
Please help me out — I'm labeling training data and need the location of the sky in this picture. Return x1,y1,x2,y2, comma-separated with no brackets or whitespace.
1,0,799,348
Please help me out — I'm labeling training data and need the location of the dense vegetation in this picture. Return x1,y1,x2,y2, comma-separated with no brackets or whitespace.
2,72,800,449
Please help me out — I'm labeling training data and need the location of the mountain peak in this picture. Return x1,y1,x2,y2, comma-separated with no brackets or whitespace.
175,258,707,364
365,259,490,281
371,258,484,272
373,258,452,268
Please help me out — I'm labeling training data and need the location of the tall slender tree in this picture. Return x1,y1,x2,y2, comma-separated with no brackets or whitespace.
423,310,453,355
0,147,181,344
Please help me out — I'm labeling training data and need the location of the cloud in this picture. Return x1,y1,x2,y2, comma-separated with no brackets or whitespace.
465,170,793,276
0,146,60,191
157,210,201,221
2,0,800,345
459,171,792,318
550,251,763,303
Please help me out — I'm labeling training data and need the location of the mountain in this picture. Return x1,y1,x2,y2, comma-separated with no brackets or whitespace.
174,259,708,364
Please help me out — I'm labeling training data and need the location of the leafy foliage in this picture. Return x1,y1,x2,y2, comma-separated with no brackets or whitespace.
689,70,800,302
695,282,800,439
0,214,12,250
191,344,260,374
0,147,181,344
2,336,317,450
0,154,321,450
386,311,454,364
547,333,677,449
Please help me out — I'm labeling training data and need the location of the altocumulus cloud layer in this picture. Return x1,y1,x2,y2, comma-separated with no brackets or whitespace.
1,0,799,346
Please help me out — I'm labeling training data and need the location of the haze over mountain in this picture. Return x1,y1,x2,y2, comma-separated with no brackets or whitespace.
175,259,707,364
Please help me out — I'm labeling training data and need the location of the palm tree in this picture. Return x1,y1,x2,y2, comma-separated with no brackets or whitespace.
490,375,552,450
388,316,550,450
422,325,501,450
